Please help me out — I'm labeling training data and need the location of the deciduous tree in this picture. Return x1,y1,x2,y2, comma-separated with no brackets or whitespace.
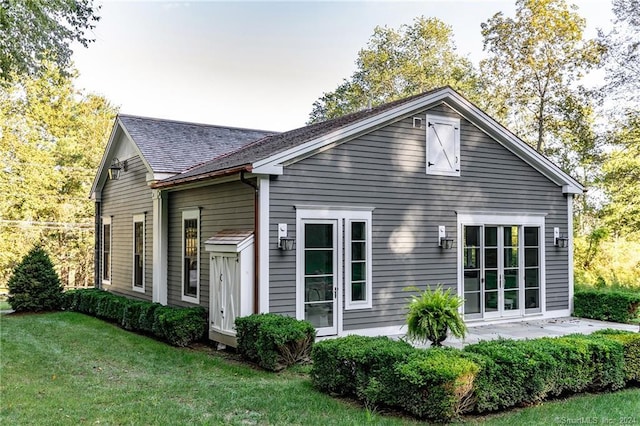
0,64,116,288
480,0,602,153
308,17,481,123
0,0,100,83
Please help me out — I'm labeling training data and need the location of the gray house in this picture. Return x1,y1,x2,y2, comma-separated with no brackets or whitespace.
91,87,582,344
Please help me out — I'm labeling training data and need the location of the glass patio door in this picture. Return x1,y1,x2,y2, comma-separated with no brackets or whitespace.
302,221,338,336
483,226,520,318
464,224,540,319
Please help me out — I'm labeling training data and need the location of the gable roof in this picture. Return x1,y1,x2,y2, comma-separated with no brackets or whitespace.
158,89,438,185
90,115,276,199
117,114,276,174
154,87,584,194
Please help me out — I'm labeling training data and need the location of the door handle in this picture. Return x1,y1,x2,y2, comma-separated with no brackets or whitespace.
334,287,337,299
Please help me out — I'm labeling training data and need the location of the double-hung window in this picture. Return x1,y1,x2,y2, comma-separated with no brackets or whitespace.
132,214,145,292
182,209,200,304
345,218,372,310
102,216,112,285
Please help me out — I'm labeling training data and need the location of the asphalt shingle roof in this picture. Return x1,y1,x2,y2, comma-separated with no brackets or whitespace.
118,114,276,174
160,88,442,184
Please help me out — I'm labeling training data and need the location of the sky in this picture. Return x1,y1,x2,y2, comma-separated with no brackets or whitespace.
71,0,615,132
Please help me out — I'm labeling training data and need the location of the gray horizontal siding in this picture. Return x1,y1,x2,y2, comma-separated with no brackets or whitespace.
100,155,154,301
166,180,255,308
269,103,569,330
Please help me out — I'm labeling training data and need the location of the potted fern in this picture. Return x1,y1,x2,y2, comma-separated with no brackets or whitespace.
405,285,466,346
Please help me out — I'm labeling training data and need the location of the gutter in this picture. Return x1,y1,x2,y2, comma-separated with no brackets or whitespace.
240,170,260,315
151,164,253,189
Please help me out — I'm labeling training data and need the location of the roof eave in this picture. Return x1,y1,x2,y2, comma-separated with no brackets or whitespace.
251,87,585,193
151,164,253,189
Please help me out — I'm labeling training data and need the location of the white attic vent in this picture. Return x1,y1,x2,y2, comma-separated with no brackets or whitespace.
413,117,423,128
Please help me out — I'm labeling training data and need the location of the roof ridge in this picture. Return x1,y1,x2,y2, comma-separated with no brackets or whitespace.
117,113,278,134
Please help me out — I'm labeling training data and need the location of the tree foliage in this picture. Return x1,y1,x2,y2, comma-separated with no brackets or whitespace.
0,0,100,83
599,0,640,113
7,245,63,312
308,17,482,123
480,0,602,153
600,112,640,240
0,64,117,288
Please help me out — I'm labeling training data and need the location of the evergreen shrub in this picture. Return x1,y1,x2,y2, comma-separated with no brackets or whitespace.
7,246,64,312
592,329,640,383
574,289,640,323
236,313,316,371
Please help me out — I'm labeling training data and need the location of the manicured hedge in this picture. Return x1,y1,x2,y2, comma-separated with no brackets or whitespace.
312,333,633,421
63,289,206,347
593,329,640,383
311,336,476,421
393,349,478,420
311,335,414,401
574,289,640,323
235,313,316,371
463,334,625,413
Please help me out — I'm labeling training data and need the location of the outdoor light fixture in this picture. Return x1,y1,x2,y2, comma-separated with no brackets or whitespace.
108,158,127,180
554,227,569,248
438,225,454,249
278,223,295,251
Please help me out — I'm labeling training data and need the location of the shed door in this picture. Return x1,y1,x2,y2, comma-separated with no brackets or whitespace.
210,252,239,335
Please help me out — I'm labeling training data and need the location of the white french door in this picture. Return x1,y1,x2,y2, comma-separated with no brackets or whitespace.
300,220,339,336
462,221,543,320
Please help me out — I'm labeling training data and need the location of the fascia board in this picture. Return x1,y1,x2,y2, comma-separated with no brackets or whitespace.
89,121,120,199
89,117,157,199
252,89,452,170
252,86,584,194
442,96,585,194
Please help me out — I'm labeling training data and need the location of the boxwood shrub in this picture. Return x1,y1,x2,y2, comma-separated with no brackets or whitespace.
235,313,316,371
393,348,478,421
310,335,414,401
574,289,640,323
463,334,626,413
311,336,478,421
592,329,640,383
62,289,206,347
152,305,207,347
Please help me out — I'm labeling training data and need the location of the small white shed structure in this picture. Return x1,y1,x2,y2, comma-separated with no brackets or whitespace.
204,229,255,347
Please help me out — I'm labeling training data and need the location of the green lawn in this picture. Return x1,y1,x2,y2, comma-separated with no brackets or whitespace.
1,312,638,425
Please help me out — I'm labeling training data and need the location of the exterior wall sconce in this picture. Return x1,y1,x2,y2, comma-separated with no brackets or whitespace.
554,227,569,248
278,223,295,251
438,225,454,249
108,158,127,180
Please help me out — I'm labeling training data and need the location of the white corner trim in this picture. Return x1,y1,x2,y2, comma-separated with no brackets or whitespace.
567,195,574,314
258,176,270,313
152,190,168,305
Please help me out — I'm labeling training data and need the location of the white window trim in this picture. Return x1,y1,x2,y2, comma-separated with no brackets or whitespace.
181,209,200,304
295,207,374,330
426,114,460,177
132,214,145,293
456,212,547,319
345,218,373,310
101,216,112,286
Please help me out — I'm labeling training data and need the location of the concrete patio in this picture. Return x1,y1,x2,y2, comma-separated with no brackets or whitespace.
408,317,638,349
